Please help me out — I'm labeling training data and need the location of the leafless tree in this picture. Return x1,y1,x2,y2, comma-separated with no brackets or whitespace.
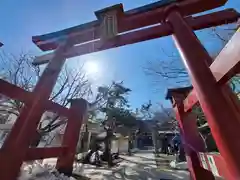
143,24,239,143
211,22,238,44
211,24,240,95
144,24,238,87
146,24,240,154
0,51,93,144
157,104,178,131
37,64,93,140
144,25,240,126
144,48,190,87
0,51,40,118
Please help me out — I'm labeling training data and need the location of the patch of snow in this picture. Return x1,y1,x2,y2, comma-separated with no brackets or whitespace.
170,160,188,170
170,160,176,168
19,162,76,180
42,158,57,167
76,153,85,160
89,150,103,163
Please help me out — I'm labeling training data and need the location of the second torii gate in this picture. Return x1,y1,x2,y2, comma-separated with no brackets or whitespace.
0,0,240,179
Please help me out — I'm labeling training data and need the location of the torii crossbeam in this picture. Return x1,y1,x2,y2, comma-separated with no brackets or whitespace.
33,0,227,51
32,0,232,65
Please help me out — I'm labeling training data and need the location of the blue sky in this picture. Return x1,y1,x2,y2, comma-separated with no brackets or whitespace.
0,0,240,110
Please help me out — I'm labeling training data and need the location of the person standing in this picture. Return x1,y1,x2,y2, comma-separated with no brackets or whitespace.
162,134,168,154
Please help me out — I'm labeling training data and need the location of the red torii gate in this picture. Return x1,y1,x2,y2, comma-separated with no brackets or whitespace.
0,0,240,179
166,28,240,179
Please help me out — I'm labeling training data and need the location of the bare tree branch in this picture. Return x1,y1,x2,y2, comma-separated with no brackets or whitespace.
144,24,238,88
0,51,94,145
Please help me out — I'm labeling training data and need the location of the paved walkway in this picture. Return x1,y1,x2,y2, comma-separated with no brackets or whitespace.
73,150,190,180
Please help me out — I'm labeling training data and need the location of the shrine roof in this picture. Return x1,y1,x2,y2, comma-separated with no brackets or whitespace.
165,86,193,100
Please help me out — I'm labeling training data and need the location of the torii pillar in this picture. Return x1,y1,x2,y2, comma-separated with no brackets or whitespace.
166,87,215,180
164,5,240,178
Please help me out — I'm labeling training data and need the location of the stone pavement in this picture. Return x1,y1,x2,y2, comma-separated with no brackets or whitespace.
73,150,190,180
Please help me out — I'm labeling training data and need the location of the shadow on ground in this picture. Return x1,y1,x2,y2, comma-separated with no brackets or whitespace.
73,155,190,180
103,164,189,180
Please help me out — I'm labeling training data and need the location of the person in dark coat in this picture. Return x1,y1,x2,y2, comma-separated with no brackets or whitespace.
161,135,168,154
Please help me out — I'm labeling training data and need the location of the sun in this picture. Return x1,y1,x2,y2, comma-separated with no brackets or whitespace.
84,60,100,76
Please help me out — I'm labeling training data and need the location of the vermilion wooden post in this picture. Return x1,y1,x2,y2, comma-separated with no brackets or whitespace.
165,7,240,178
168,89,214,180
56,98,88,175
0,40,73,180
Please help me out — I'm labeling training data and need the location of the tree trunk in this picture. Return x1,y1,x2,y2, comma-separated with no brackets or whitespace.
102,129,113,166
152,128,159,154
